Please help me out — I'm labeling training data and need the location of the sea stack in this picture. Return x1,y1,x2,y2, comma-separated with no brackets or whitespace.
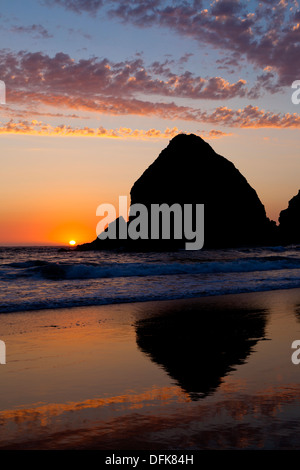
130,133,276,248
78,133,277,250
279,190,300,244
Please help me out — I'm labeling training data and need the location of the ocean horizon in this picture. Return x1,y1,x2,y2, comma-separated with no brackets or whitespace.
1,244,300,314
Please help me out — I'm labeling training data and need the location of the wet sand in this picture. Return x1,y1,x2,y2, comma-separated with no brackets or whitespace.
1,288,300,450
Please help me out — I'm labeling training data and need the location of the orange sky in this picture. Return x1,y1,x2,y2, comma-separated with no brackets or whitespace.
1,0,300,245
1,128,299,246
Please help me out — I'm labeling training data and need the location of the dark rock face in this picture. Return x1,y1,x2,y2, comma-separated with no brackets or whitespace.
78,216,128,251
77,133,278,251
279,190,300,244
130,133,276,248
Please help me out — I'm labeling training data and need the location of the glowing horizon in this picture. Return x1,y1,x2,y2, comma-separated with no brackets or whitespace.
0,0,300,246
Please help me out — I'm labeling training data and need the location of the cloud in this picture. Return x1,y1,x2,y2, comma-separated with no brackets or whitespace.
0,50,249,100
42,0,104,15
6,87,300,130
201,105,300,128
39,0,300,87
104,0,300,87
0,120,200,140
210,0,242,18
2,46,300,130
0,119,233,140
7,89,198,121
178,52,194,65
201,129,233,138
67,28,92,39
10,24,53,39
0,106,89,120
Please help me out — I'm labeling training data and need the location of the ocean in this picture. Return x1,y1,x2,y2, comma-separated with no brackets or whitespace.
1,245,300,450
1,244,300,314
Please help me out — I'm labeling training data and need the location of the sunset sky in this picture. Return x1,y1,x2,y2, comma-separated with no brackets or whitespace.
0,0,300,245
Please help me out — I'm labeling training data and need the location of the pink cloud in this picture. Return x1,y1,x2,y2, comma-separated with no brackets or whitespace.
6,88,300,129
105,0,300,87
0,50,249,100
0,120,204,140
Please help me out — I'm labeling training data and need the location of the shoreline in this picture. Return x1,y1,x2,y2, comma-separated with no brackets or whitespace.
1,287,300,449
2,282,300,316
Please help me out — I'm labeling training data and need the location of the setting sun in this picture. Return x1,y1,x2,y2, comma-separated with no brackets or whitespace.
69,240,76,246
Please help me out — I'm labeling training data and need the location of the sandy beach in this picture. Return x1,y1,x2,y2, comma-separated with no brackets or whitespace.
1,287,300,450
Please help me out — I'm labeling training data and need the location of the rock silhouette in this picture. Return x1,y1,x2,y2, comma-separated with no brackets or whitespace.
135,297,268,400
78,133,278,251
279,190,300,244
82,216,128,250
130,133,276,248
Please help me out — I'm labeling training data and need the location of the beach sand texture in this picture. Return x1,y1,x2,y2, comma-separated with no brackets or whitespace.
1,288,300,450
